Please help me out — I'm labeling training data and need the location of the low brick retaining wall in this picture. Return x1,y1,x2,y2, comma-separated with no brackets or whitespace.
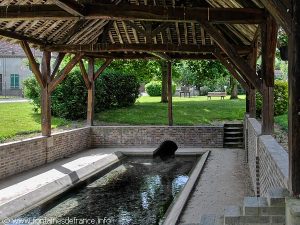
245,115,289,196
0,125,223,180
0,127,91,180
91,126,224,148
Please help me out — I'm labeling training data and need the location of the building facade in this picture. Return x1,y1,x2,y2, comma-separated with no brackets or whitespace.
0,41,41,97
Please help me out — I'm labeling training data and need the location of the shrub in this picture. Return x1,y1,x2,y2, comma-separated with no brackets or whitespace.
145,81,176,96
95,73,140,111
23,70,140,120
23,77,41,112
256,80,288,117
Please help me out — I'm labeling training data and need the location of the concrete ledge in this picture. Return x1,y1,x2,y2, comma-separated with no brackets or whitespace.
162,151,210,225
0,151,125,220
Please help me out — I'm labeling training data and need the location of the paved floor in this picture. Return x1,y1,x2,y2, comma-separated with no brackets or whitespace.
179,148,254,224
0,98,29,103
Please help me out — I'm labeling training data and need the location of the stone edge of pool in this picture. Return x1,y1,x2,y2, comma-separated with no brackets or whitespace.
0,148,208,223
163,151,210,225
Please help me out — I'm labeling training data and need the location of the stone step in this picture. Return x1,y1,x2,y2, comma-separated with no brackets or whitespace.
267,187,290,206
224,123,243,127
224,137,243,140
224,131,243,135
224,215,285,225
199,214,222,225
224,127,243,131
243,197,285,216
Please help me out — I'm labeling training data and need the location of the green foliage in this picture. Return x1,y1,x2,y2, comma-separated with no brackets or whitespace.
174,60,230,92
277,27,288,46
23,69,140,120
145,81,176,96
95,72,140,110
23,76,41,112
256,80,288,117
51,69,88,120
145,81,162,96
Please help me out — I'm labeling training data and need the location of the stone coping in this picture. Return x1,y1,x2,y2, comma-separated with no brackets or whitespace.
163,151,210,225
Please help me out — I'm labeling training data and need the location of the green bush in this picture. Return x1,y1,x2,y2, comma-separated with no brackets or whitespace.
23,77,41,112
145,81,162,96
256,80,288,117
95,73,140,111
23,70,140,120
145,81,176,96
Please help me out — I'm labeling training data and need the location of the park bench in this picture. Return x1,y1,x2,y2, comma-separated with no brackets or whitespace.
179,86,191,97
207,92,226,100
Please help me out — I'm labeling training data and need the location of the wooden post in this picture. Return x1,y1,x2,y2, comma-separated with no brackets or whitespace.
41,51,51,136
87,58,95,126
260,15,277,134
248,49,257,118
167,61,173,126
288,0,300,195
248,87,256,118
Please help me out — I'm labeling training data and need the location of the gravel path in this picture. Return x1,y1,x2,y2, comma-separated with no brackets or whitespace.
179,148,254,224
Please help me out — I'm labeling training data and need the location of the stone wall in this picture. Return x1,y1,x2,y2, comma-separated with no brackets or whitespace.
0,127,91,180
245,116,289,196
91,126,224,148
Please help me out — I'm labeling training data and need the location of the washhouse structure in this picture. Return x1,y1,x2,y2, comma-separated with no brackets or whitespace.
0,0,299,224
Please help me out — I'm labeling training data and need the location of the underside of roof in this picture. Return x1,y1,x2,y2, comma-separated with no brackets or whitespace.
0,0,289,59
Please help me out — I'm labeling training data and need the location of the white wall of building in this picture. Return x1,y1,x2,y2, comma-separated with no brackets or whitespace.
0,57,32,96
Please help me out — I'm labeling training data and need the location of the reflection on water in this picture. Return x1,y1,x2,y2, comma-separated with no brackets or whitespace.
12,156,197,225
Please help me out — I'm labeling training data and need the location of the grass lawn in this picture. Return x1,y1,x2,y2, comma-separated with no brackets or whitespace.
95,95,246,125
275,114,288,131
0,102,69,142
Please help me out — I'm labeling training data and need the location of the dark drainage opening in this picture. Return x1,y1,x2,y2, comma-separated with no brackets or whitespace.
153,140,178,161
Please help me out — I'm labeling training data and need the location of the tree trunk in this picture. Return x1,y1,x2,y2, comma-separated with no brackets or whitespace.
161,61,168,103
230,76,238,99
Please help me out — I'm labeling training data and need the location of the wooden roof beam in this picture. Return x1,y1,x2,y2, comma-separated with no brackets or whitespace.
214,49,250,93
51,0,85,17
0,4,265,24
44,43,252,54
149,52,172,61
202,22,262,92
259,0,291,34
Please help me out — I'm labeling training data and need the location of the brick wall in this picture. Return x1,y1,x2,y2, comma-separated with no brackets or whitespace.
91,126,224,148
0,127,91,180
0,137,46,179
245,115,289,196
0,125,224,180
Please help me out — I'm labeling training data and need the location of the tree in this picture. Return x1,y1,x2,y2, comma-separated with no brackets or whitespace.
230,76,238,99
160,61,168,103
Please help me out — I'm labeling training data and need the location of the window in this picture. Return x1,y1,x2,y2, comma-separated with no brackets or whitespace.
10,74,19,89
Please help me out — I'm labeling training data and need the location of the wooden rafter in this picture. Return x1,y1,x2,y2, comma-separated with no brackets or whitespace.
259,0,291,34
49,53,83,92
44,43,252,54
51,0,84,17
202,22,262,92
20,41,45,87
94,59,113,81
214,50,249,93
51,52,66,79
0,4,265,24
0,29,45,46
78,59,91,89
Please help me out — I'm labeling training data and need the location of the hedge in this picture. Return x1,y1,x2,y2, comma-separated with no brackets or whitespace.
23,69,140,120
256,80,288,117
145,81,176,96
